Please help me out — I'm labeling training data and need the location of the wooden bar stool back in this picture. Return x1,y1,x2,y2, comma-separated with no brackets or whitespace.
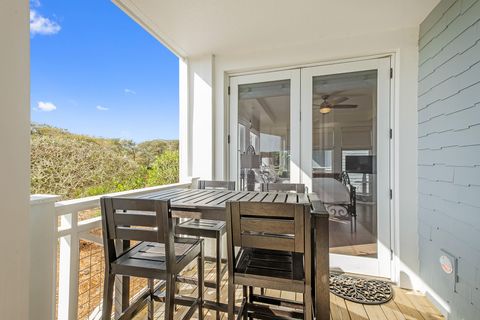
260,182,306,193
226,201,313,320
198,180,235,191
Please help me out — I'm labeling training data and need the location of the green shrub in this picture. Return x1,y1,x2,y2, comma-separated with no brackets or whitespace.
146,150,179,186
31,124,178,199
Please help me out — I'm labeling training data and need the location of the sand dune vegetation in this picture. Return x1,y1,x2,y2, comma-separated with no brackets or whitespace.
31,124,179,199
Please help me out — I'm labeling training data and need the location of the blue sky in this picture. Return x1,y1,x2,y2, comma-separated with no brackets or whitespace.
30,0,179,142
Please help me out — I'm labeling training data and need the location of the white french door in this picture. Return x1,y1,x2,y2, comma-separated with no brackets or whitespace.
229,57,392,278
300,58,391,278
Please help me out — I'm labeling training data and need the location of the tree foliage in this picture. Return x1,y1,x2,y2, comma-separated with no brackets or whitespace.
146,150,179,186
31,124,179,199
136,140,179,167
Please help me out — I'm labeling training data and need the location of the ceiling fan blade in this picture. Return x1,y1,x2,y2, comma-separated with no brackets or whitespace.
331,104,358,109
331,97,349,104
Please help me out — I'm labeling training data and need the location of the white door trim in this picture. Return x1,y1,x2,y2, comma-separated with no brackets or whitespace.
229,69,301,185
300,57,392,278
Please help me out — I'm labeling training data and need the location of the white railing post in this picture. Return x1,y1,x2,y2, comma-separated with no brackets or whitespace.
58,211,80,320
30,194,61,320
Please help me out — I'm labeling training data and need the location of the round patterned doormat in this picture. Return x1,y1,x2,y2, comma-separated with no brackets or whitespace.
329,273,393,304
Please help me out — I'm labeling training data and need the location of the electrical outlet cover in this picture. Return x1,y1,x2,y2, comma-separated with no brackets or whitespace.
440,249,458,292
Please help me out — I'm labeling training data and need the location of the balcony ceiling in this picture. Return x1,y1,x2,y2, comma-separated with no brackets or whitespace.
113,0,439,57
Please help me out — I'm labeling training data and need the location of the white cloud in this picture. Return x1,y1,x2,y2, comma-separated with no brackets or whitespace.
124,88,136,95
30,10,61,36
37,101,57,112
96,105,109,111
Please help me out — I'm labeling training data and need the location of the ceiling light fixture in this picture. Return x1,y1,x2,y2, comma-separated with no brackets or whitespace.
319,101,332,114
320,106,332,114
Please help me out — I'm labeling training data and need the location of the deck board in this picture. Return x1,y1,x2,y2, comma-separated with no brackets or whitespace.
403,290,444,320
130,262,444,320
392,287,427,320
364,304,388,320
345,299,369,320
330,293,351,320
380,300,407,320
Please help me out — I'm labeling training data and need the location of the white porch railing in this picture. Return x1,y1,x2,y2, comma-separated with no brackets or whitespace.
31,178,197,320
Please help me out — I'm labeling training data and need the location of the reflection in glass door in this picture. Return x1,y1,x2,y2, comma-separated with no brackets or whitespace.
229,70,300,191
301,58,391,278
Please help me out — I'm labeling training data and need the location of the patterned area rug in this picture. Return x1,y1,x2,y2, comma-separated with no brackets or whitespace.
329,273,393,304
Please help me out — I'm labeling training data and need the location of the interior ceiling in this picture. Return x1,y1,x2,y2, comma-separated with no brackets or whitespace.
313,70,377,124
239,96,290,128
114,0,439,57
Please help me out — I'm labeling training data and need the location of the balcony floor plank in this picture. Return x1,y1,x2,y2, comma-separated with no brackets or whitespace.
128,262,444,320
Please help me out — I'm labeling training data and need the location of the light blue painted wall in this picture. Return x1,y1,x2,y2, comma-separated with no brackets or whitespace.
418,0,480,318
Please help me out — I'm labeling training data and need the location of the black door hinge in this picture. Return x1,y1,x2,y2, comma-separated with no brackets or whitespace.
227,134,231,144
390,189,393,199
228,86,231,95
389,128,393,139
390,68,393,79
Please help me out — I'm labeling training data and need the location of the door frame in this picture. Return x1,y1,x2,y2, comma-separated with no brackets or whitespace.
228,69,301,185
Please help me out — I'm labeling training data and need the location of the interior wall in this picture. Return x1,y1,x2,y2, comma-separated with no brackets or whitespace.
418,0,480,318
0,0,30,318
313,123,373,173
211,27,423,290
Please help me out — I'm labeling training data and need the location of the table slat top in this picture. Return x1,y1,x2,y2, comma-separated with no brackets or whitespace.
120,188,328,216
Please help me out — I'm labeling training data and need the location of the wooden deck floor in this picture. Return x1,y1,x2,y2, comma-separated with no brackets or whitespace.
132,261,444,320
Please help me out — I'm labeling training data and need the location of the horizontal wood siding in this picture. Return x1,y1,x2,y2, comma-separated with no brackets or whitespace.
418,1,480,319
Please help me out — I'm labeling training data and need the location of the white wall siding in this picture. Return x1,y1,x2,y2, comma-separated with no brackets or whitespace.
418,0,480,318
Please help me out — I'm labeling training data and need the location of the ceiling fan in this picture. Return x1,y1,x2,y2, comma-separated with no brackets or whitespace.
313,95,358,114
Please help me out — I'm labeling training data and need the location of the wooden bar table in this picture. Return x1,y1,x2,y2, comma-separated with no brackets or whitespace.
120,188,330,320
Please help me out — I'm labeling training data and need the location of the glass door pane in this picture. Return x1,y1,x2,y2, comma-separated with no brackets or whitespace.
237,80,292,191
311,69,379,258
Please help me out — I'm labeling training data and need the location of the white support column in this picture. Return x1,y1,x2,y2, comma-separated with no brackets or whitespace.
187,55,219,256
30,195,61,320
0,1,30,319
188,54,215,180
179,58,190,182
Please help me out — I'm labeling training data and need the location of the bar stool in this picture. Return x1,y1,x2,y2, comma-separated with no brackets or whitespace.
175,180,235,320
225,201,313,320
259,182,306,297
100,197,204,320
